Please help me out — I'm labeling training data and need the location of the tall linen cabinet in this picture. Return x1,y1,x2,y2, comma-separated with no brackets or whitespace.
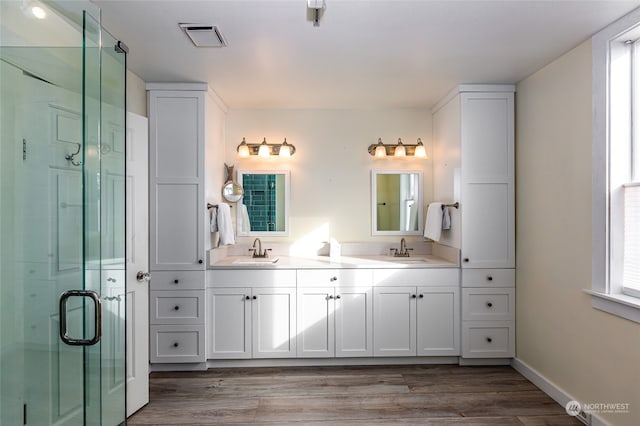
432,84,516,360
147,83,208,364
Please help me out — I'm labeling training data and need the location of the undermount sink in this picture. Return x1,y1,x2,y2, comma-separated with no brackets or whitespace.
232,257,280,265
384,257,430,264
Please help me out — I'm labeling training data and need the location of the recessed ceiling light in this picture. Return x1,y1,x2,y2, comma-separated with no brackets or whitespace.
179,23,227,48
31,5,46,19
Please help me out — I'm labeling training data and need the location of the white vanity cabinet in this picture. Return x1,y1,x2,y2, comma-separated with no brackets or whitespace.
461,269,515,358
206,270,297,359
432,84,515,360
296,269,373,358
149,272,206,363
148,85,206,271
372,269,460,357
432,84,515,269
459,91,515,269
147,83,209,364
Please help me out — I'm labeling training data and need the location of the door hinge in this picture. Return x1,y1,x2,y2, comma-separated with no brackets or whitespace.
22,139,27,161
23,403,27,425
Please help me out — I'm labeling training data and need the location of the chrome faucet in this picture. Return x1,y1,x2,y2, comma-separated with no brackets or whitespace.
390,237,413,257
249,238,271,258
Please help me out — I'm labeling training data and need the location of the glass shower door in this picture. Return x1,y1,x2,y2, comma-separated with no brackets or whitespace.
0,2,126,425
83,14,128,425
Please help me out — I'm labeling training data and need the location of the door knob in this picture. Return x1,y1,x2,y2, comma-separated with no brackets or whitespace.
136,271,150,282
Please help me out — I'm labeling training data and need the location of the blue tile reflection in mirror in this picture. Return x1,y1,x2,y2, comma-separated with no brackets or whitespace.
238,170,290,236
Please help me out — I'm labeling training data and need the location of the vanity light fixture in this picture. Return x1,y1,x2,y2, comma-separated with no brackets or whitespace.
368,137,428,159
237,137,297,158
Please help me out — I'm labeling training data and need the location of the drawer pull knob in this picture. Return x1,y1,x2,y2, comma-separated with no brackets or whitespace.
419,294,424,298
328,295,334,299
336,295,341,299
487,275,493,281
486,337,492,343
173,279,179,284
486,302,493,308
174,305,180,311
198,259,203,264
330,276,338,282
463,258,469,263
411,294,417,299
252,295,257,300
173,342,179,348
245,296,250,300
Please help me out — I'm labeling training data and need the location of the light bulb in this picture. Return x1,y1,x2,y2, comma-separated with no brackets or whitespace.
279,143,291,157
237,138,250,158
374,138,386,158
394,138,406,157
258,138,270,158
414,138,427,158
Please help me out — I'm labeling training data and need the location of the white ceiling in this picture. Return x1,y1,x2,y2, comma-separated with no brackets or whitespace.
95,0,640,109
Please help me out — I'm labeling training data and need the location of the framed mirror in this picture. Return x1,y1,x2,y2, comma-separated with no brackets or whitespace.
371,170,423,235
237,170,290,236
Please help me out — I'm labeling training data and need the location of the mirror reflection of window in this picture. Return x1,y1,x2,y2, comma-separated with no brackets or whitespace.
372,170,423,235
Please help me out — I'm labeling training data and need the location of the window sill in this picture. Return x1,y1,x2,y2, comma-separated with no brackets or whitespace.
584,290,640,323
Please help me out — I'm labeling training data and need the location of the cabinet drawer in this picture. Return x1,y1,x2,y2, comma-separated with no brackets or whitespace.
150,325,205,363
462,288,514,321
461,321,514,358
207,269,296,287
151,271,205,290
150,290,204,325
461,269,514,287
373,268,459,286
297,269,372,287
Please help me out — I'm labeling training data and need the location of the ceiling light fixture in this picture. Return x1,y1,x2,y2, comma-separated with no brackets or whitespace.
367,137,428,159
237,137,297,158
21,0,47,19
179,23,227,47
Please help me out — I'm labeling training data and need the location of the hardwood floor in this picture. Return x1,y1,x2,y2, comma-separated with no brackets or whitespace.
128,365,582,425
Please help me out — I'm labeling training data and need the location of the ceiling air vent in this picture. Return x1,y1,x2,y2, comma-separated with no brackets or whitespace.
179,23,227,48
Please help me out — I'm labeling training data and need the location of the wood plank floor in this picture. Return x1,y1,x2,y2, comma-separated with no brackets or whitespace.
128,365,582,425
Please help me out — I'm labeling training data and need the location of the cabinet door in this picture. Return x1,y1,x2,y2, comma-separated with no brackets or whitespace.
297,287,334,357
373,286,416,356
460,92,514,268
417,286,460,356
207,288,251,359
252,287,296,358
335,286,373,357
461,182,513,268
149,91,205,270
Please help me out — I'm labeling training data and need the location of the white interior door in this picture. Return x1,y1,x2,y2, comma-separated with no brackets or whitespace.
125,111,149,416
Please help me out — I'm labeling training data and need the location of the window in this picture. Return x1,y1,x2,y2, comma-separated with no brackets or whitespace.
591,7,640,323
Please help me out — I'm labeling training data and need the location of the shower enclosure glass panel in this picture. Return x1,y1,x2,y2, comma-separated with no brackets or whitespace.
0,1,126,425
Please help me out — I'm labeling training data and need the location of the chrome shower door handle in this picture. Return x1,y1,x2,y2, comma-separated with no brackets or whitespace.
59,290,102,346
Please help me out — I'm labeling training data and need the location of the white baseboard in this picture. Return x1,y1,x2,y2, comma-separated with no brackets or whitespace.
511,358,609,426
206,356,460,369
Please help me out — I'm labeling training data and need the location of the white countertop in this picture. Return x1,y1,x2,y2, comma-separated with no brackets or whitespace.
209,254,458,270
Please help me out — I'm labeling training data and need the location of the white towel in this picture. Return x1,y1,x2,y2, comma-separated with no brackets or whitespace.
442,205,451,230
424,202,444,241
216,203,235,245
240,204,251,233
210,206,218,232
